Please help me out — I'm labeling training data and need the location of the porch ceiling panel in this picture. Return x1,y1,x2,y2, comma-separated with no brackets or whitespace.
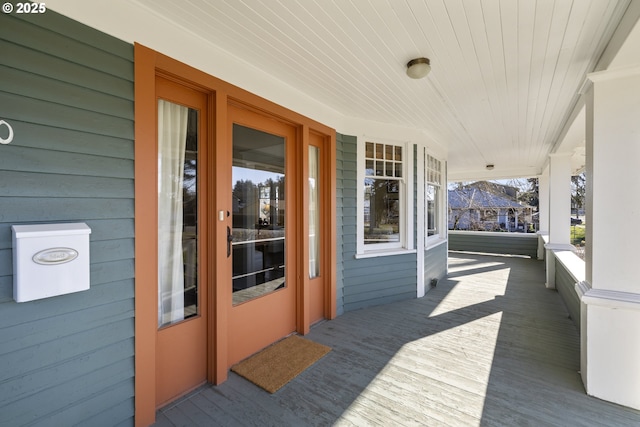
133,0,631,178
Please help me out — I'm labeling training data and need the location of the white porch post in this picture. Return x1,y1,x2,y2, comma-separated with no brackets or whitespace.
577,66,640,410
537,166,550,259
544,153,572,288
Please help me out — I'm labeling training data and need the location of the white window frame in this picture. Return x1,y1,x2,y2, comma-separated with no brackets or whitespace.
356,137,414,257
416,145,447,298
425,152,445,246
417,147,447,251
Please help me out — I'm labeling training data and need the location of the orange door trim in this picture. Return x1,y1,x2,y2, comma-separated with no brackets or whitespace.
134,43,336,426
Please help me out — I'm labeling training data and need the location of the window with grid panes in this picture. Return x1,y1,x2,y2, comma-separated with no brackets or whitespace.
364,141,404,247
426,153,442,238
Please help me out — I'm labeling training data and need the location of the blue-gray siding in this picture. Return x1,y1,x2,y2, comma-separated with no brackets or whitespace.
0,10,134,426
424,242,448,288
448,231,538,258
337,134,417,312
555,258,581,331
336,134,347,316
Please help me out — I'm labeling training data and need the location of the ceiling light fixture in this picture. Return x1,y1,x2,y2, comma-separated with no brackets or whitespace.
406,57,431,79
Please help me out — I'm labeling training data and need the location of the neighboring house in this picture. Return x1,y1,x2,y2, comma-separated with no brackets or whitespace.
448,182,534,232
1,2,639,426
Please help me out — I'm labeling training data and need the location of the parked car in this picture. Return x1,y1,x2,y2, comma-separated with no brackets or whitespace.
571,217,583,225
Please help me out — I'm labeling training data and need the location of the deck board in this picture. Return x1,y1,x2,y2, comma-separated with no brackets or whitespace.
155,252,640,426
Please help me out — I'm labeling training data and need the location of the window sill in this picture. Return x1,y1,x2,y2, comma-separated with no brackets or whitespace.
355,248,417,259
426,237,447,250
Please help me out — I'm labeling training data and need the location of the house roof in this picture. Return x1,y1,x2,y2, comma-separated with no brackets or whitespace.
448,188,527,210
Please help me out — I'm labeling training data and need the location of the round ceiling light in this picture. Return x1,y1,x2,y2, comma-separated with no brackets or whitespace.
406,57,431,79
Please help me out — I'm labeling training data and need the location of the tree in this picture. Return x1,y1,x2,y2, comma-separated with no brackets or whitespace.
571,173,586,218
517,178,539,208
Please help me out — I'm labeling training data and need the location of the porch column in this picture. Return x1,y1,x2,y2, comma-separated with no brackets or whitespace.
537,166,549,259
544,153,573,288
577,65,640,410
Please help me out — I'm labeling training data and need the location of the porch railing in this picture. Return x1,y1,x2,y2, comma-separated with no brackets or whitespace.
448,230,538,258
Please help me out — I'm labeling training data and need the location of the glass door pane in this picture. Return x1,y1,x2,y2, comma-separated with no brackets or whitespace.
309,145,320,278
232,124,286,305
158,100,199,328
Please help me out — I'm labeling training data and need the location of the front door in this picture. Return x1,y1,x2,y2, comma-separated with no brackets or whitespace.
155,77,209,407
227,104,298,365
134,45,337,423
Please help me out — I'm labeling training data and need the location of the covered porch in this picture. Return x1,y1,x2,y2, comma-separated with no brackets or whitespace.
2,2,639,424
154,252,640,426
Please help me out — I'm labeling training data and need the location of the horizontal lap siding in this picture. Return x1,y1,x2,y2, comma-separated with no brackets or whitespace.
449,232,538,258
336,135,346,315
0,10,134,426
337,134,417,313
424,242,448,288
555,259,580,331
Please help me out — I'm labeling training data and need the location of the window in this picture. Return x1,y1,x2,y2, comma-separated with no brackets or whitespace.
309,145,320,278
359,140,412,254
426,153,442,241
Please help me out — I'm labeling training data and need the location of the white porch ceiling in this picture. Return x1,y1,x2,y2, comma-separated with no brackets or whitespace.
131,0,634,179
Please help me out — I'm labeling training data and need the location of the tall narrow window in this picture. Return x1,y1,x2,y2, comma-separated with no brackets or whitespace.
426,153,442,239
158,100,199,327
309,145,320,278
364,141,403,249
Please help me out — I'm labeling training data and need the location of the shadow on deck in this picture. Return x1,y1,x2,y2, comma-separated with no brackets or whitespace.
154,252,640,426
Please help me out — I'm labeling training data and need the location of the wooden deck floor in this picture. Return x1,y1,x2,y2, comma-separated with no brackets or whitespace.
154,252,640,426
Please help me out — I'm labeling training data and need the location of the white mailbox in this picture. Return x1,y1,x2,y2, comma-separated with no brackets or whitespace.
12,223,91,303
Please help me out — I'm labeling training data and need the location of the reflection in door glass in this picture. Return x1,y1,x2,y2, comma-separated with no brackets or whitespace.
232,124,286,305
309,145,320,278
158,100,199,328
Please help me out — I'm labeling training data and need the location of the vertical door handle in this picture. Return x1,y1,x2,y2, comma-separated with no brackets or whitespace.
227,226,233,257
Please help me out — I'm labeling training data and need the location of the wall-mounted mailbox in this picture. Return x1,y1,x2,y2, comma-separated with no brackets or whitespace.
12,223,91,303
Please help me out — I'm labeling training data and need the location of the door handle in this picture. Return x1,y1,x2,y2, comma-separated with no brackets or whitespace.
227,226,233,257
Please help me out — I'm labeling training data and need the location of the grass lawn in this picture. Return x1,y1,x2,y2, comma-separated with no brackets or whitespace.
571,224,586,246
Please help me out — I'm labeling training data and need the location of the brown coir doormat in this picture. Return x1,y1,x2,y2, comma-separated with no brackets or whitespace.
231,335,331,393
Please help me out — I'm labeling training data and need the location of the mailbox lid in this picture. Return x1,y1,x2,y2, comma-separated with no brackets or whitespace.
12,223,92,238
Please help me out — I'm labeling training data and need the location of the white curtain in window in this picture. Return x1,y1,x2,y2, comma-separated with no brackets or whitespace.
158,100,188,327
309,146,320,278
